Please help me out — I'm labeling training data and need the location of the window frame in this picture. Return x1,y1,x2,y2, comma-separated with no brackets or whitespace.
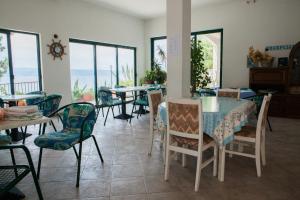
0,28,42,94
150,28,223,88
69,38,137,102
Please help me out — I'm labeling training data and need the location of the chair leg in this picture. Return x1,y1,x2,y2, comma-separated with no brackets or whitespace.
213,145,218,177
37,148,43,179
104,107,110,126
73,146,79,160
10,149,18,177
182,153,187,168
229,143,234,158
137,106,142,119
148,123,154,156
92,135,104,163
118,105,121,114
112,106,115,118
23,146,44,200
195,145,203,192
261,133,266,166
50,120,57,132
21,127,26,145
267,117,272,132
102,107,105,117
255,147,262,177
76,142,83,187
129,104,136,124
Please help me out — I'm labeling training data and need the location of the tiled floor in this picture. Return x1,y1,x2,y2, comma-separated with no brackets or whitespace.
1,110,300,200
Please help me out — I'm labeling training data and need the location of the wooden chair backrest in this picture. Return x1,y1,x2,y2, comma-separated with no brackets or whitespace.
148,90,163,119
256,94,272,139
167,98,203,141
217,88,240,100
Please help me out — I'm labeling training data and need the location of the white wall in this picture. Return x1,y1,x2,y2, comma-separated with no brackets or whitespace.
144,0,300,88
0,0,145,105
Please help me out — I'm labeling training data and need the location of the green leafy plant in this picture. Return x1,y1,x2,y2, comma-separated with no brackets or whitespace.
191,38,212,93
141,62,167,85
72,79,87,101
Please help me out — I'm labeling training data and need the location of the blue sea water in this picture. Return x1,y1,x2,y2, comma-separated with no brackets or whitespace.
0,68,117,90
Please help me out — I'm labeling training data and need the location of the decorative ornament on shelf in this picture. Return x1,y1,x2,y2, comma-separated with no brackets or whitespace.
247,46,274,68
47,34,66,60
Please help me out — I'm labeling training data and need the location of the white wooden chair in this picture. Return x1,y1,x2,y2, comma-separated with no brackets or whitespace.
224,94,272,178
164,98,217,192
217,88,240,100
148,90,163,155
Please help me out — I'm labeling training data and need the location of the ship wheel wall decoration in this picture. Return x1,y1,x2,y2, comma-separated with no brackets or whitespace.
47,34,67,60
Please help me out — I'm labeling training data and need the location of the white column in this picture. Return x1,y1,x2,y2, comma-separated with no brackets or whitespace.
166,0,191,98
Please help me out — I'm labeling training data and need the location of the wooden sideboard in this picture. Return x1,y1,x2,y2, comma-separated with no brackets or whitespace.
249,67,300,118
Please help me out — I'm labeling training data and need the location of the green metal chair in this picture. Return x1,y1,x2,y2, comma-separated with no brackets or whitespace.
34,102,104,187
96,87,122,126
0,134,44,199
129,87,160,124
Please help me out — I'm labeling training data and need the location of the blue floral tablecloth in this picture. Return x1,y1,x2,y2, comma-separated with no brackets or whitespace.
157,97,256,147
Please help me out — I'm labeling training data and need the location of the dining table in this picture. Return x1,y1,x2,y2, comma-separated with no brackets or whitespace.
0,94,44,141
156,96,257,182
110,85,161,120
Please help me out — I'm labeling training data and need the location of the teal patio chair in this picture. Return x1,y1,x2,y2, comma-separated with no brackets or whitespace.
34,102,104,187
96,87,122,126
129,87,160,124
0,134,44,199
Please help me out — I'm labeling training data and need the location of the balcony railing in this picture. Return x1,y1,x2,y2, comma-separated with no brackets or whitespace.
0,81,40,95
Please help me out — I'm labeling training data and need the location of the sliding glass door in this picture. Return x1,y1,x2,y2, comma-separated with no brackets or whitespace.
96,46,117,88
69,42,95,102
0,29,42,95
69,39,136,102
118,48,135,87
151,29,223,88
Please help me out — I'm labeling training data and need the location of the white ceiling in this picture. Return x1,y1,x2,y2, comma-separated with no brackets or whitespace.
82,0,237,19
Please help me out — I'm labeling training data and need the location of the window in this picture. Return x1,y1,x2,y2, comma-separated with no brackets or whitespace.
69,39,137,102
0,29,42,95
151,37,167,71
151,29,223,88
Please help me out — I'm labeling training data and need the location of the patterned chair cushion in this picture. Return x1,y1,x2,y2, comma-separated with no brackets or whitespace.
34,103,96,150
34,131,81,150
0,133,11,146
235,125,256,138
62,104,96,139
172,134,213,150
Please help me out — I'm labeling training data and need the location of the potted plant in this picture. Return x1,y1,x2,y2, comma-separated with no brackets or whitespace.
191,38,212,94
141,62,167,85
